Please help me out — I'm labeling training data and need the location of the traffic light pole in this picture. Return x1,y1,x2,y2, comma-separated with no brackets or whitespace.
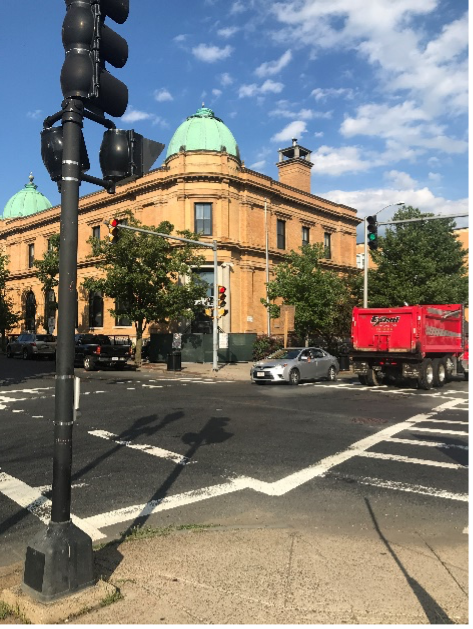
113,224,220,371
22,98,94,602
363,217,368,308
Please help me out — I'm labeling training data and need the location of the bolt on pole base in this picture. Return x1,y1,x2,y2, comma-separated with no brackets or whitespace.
22,520,94,603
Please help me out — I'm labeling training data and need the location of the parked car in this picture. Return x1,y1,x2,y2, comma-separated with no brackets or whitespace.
6,333,56,360
250,347,339,385
74,333,131,371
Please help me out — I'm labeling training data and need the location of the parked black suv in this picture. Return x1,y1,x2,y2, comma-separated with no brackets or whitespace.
74,334,131,371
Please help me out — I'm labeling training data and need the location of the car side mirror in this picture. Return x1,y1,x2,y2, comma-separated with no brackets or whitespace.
300,355,308,361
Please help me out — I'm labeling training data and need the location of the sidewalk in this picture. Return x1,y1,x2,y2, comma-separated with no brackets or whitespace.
139,360,354,382
1,523,467,624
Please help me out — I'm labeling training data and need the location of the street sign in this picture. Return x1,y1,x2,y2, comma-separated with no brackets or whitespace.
48,316,56,334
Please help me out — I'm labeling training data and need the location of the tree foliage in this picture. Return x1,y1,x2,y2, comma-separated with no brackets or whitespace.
83,212,207,365
33,233,60,294
0,252,20,349
368,206,468,307
263,243,355,348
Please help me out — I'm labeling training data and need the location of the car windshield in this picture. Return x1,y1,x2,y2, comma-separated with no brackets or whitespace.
36,334,55,342
267,349,301,360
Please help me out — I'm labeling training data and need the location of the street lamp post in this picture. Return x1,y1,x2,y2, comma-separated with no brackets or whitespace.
363,203,404,307
264,199,270,336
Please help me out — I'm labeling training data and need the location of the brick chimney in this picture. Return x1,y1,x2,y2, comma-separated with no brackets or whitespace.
276,138,313,193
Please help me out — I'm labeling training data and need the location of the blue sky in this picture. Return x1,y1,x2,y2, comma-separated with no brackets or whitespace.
2,0,468,237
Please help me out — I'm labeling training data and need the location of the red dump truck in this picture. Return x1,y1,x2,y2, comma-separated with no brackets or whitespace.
351,304,468,389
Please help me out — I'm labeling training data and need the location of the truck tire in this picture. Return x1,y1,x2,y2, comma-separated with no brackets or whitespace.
366,368,380,386
444,356,454,383
419,358,434,390
83,356,96,371
432,358,446,388
358,375,368,385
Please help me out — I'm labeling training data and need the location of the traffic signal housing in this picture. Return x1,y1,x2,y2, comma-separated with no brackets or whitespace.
60,0,129,117
217,285,227,317
367,216,378,251
99,129,164,182
107,218,119,243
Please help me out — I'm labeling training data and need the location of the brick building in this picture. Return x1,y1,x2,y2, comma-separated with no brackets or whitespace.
0,106,360,341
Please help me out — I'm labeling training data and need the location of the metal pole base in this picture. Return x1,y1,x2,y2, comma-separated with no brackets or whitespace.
22,520,94,603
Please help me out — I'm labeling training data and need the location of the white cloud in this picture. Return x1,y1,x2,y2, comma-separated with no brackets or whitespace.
192,44,233,63
121,106,155,123
383,170,417,189
173,34,187,43
314,131,324,137
255,50,292,78
230,1,245,14
219,72,234,86
238,79,284,98
250,160,266,169
269,104,332,120
212,89,222,98
27,110,42,119
341,101,467,154
271,121,307,142
217,26,239,38
310,145,376,176
428,172,442,183
154,88,173,102
319,187,468,231
311,87,354,101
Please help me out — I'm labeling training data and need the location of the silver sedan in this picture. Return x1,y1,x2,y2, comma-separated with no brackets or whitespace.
251,347,339,385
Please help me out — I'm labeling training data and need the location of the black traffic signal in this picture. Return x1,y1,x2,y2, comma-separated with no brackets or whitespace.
107,218,119,243
99,129,165,182
40,126,90,182
367,216,378,250
60,0,129,118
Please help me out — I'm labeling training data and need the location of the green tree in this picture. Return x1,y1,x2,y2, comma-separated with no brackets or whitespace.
263,243,355,349
368,206,468,307
83,213,207,366
0,252,20,350
33,233,60,330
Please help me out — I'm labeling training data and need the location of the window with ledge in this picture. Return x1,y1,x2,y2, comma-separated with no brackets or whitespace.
28,244,35,269
324,232,332,259
89,291,104,328
92,225,100,240
194,203,212,235
115,299,132,326
302,226,310,247
277,219,286,249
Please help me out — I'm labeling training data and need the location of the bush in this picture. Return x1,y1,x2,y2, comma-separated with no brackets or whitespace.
252,335,284,361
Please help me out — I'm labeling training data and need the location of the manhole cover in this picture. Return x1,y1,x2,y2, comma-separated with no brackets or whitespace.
351,417,388,425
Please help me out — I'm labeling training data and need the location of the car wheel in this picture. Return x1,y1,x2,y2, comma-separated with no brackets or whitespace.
6,347,12,358
22,348,29,360
432,358,446,388
326,366,337,382
288,368,300,385
358,375,367,385
83,356,96,371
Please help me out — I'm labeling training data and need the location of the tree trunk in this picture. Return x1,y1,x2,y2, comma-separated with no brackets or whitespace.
134,323,144,369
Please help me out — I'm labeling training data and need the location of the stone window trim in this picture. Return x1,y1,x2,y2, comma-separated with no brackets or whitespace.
273,210,293,221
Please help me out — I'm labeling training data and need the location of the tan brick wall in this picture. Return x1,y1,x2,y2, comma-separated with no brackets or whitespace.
276,159,312,193
1,150,360,340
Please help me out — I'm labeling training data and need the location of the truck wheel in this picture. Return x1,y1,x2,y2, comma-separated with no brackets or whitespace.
432,358,446,388
444,356,454,383
419,358,434,390
366,368,379,386
358,375,368,385
83,356,96,371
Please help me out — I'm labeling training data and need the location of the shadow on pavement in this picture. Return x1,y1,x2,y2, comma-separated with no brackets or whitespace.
364,497,454,624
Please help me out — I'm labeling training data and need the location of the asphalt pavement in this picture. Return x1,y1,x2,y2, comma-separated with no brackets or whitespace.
0,357,469,625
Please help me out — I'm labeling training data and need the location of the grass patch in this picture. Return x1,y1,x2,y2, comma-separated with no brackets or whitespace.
0,601,30,624
124,523,218,542
100,588,123,608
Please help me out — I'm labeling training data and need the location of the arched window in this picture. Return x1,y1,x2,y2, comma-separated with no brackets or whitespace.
88,291,104,328
25,291,36,332
44,289,57,321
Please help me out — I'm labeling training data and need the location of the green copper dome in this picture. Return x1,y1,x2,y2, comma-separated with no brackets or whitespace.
165,106,240,161
3,173,52,219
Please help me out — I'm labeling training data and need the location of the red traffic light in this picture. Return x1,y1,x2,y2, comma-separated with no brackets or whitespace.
110,218,118,227
218,286,226,293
